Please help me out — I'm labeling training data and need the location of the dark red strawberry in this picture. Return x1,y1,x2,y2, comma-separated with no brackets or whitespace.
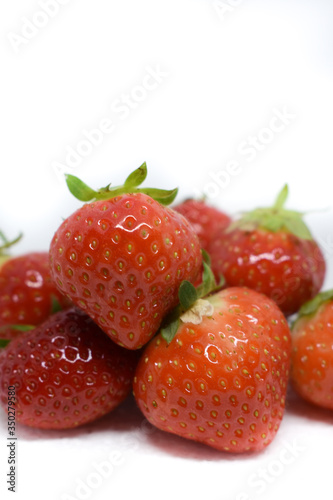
133,271,292,453
0,244,70,341
49,164,202,350
208,185,326,316
173,198,231,252
291,290,333,410
0,308,138,429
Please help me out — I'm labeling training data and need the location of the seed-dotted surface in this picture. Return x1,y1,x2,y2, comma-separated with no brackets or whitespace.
0,308,138,429
209,228,325,316
133,288,292,453
0,252,70,340
49,193,202,349
291,300,333,410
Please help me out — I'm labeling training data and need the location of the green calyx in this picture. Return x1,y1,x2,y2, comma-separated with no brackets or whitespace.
294,289,333,323
50,296,62,315
160,251,225,344
0,300,60,349
227,184,313,240
65,162,178,206
0,324,35,349
0,231,22,258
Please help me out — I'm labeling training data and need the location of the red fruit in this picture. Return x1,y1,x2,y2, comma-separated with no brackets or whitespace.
49,164,202,350
291,290,333,410
173,199,231,252
0,252,70,340
209,185,325,316
0,308,138,429
133,286,292,453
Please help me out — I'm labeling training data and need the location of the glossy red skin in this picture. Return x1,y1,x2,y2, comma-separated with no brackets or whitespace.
209,228,326,316
0,252,70,340
133,287,291,453
173,199,231,252
0,308,139,429
49,193,202,350
291,301,333,410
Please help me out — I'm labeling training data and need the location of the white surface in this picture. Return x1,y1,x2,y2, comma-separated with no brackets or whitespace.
1,1,333,499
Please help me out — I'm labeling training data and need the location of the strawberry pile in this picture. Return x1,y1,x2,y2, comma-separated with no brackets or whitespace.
0,164,332,454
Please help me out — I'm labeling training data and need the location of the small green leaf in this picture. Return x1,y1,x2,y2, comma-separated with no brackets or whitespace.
160,260,222,343
65,174,98,202
99,183,112,194
196,261,218,299
283,217,313,240
178,281,198,311
160,318,180,344
0,324,35,333
64,165,179,206
225,218,256,234
262,214,283,232
297,289,333,318
0,231,23,255
0,324,35,346
143,187,178,206
274,184,289,210
201,249,211,266
124,162,147,188
217,273,226,288
51,296,62,314
229,186,315,241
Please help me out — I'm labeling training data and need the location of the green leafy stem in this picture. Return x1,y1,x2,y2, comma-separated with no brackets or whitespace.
0,325,35,349
65,162,178,206
227,184,314,240
161,251,224,344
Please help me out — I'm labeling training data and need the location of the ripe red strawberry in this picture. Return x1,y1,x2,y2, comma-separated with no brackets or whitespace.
0,308,139,429
208,185,326,316
173,198,231,252
49,164,202,350
291,290,333,410
133,284,291,453
0,247,70,341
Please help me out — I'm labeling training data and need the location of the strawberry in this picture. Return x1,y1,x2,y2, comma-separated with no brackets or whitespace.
291,290,333,410
173,198,231,253
133,273,292,453
0,231,70,341
208,185,326,316
0,307,138,429
49,164,202,350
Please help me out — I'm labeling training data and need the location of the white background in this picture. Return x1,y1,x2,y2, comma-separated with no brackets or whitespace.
1,1,333,499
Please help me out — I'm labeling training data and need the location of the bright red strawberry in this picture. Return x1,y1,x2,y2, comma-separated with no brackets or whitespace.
0,308,139,429
173,198,231,252
291,290,333,410
49,164,202,350
133,284,291,453
208,185,326,316
0,249,70,341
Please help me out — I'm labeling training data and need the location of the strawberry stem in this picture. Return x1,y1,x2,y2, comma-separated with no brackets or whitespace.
65,163,178,206
0,231,23,256
226,185,314,241
0,325,35,333
295,289,333,321
0,325,35,349
50,296,62,315
273,184,289,210
160,256,224,344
